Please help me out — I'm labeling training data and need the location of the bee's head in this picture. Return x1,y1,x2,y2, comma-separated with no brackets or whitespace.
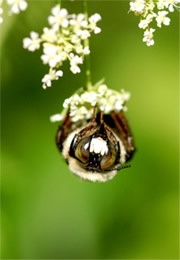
69,123,120,172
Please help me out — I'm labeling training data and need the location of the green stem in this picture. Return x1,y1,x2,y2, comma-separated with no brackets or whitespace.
83,0,92,90
57,0,61,5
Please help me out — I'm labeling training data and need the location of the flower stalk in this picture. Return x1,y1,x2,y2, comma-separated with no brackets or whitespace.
83,0,92,90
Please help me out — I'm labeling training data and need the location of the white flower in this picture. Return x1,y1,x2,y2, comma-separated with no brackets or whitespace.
63,97,72,109
70,65,80,74
83,46,90,55
120,89,131,102
98,84,108,96
42,69,63,89
41,27,57,43
138,19,148,29
23,32,41,52
76,29,90,40
156,10,170,27
89,13,101,23
157,0,166,9
148,2,156,11
73,94,82,105
76,13,88,27
114,100,123,111
129,0,145,14
138,14,155,29
48,5,69,31
41,43,63,68
143,28,155,46
50,114,63,122
71,34,81,44
81,91,97,106
89,13,102,34
71,13,87,34
70,106,89,122
70,54,83,74
7,0,28,14
167,0,180,12
156,0,179,11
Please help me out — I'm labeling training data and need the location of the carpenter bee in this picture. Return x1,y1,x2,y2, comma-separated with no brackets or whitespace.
56,110,135,182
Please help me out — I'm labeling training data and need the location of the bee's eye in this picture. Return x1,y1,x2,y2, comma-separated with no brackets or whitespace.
75,137,90,164
100,144,117,170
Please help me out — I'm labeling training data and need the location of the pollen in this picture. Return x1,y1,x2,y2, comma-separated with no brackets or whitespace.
90,137,108,156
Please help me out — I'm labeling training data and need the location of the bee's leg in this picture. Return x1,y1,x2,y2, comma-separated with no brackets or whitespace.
92,107,97,122
56,114,72,152
100,111,104,124
111,111,135,161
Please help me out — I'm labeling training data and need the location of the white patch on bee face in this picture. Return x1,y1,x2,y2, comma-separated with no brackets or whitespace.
62,126,127,182
90,137,108,156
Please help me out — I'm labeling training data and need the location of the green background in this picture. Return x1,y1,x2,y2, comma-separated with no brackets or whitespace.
1,0,179,259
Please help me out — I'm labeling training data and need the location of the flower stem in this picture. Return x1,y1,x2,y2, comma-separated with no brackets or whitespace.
57,0,61,5
83,0,92,90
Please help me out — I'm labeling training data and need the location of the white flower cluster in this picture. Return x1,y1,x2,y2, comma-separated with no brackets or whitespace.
50,83,130,123
0,0,28,23
129,0,180,46
23,4,101,89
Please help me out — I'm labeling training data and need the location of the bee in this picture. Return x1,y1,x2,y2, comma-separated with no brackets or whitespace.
56,110,135,182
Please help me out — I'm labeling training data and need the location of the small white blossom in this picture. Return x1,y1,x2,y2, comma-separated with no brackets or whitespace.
23,32,41,52
7,0,28,14
138,13,155,29
98,84,108,96
156,10,170,27
89,13,101,23
48,5,69,31
50,114,63,122
63,97,72,109
70,106,89,122
89,13,102,34
81,91,97,106
42,69,63,89
70,54,83,74
76,29,90,40
83,46,90,55
157,0,167,9
130,0,145,14
41,27,58,43
143,28,155,46
41,43,63,68
167,0,180,12
71,13,88,32
0,0,29,23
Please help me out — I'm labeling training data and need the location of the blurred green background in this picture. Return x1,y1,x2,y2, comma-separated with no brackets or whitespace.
1,0,179,259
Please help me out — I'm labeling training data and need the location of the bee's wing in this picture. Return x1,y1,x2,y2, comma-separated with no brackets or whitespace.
110,111,136,161
56,114,74,151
